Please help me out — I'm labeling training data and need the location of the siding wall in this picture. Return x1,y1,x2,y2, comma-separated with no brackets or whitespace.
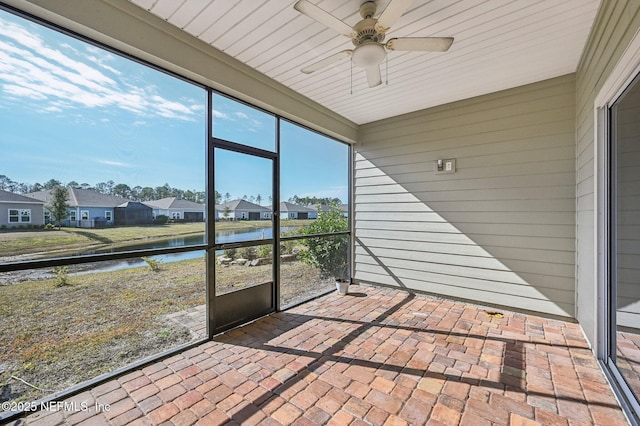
355,75,576,318
575,0,640,345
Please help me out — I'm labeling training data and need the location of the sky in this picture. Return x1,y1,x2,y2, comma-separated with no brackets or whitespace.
0,9,348,203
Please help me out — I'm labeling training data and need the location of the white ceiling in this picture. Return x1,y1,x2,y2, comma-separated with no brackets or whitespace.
128,0,600,125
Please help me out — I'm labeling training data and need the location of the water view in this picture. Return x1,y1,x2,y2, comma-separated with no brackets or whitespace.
70,226,296,274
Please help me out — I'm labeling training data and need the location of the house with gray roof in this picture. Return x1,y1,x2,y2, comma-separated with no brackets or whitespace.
144,197,205,222
0,190,45,227
28,187,131,228
276,202,317,220
215,199,271,221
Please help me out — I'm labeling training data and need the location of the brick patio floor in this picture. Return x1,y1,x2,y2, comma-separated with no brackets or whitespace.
10,284,630,425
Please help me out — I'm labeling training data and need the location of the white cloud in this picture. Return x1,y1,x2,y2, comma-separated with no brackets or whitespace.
235,112,248,119
0,16,200,122
212,109,229,119
96,159,134,168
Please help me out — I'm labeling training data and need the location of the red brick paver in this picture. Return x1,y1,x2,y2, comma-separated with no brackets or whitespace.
13,285,628,425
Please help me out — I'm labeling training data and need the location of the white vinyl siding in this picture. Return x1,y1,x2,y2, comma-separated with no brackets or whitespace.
355,74,576,318
576,0,640,345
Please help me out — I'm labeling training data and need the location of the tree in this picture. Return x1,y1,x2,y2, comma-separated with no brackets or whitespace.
288,195,342,206
184,190,195,202
49,186,70,229
215,190,222,205
44,179,62,190
223,206,231,220
139,187,155,201
256,194,262,205
67,180,79,188
224,192,231,202
156,183,171,199
298,204,349,279
0,175,15,191
131,186,143,201
113,183,132,198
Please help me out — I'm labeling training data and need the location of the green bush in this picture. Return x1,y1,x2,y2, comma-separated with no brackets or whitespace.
257,245,272,258
238,246,257,260
141,256,163,272
223,248,237,259
154,215,169,225
298,204,349,279
53,266,71,287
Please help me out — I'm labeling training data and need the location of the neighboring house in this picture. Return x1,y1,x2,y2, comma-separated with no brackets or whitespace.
215,199,271,220
319,203,349,218
277,202,317,220
144,197,205,222
0,190,45,227
28,187,130,228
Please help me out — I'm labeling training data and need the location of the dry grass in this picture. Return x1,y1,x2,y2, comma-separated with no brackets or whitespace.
0,256,332,407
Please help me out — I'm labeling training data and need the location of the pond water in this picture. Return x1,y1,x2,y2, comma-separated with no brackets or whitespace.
69,226,296,275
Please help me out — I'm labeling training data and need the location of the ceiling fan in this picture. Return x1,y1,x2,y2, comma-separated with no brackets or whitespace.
293,0,454,88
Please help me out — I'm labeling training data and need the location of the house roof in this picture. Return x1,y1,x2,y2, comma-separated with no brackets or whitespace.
144,197,204,210
117,201,152,209
319,203,348,212
277,202,316,213
0,189,45,204
216,199,270,212
28,187,129,208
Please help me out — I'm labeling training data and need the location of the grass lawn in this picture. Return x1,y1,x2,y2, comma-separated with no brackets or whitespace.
0,255,331,407
0,220,312,259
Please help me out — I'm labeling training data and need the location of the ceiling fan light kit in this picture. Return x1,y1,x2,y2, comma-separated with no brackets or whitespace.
352,42,386,68
293,0,454,88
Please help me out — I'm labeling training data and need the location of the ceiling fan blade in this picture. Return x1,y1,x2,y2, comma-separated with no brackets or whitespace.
376,0,413,32
294,0,354,37
386,37,454,52
365,65,382,88
301,50,352,74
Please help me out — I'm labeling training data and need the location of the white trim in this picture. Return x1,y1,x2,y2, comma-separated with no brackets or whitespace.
596,27,640,107
594,25,640,358
105,211,112,221
593,24,640,421
80,210,89,220
8,208,31,224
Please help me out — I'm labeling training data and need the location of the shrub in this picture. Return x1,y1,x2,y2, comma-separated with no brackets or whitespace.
0,224,6,230
238,246,257,260
257,244,272,258
154,215,169,225
223,248,237,259
298,204,349,280
44,223,55,229
142,256,163,272
52,266,71,287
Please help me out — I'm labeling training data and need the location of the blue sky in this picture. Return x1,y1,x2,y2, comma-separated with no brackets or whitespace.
0,9,348,203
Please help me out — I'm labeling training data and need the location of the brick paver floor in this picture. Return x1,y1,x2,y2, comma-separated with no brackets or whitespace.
10,284,630,425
